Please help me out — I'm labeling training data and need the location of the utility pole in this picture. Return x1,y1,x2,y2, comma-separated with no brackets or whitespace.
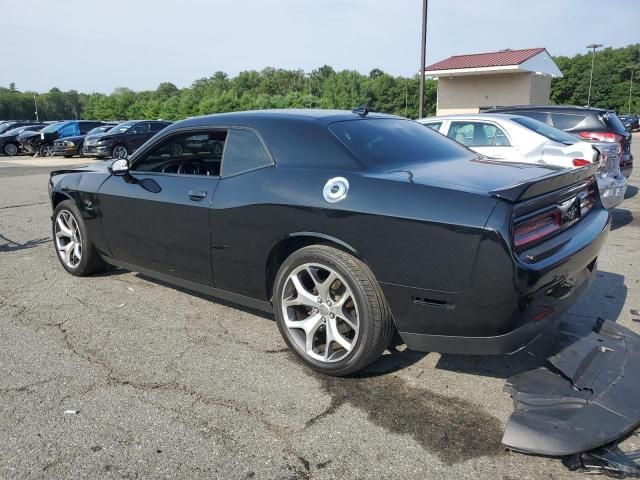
627,65,639,114
585,43,603,107
33,93,39,122
418,0,428,118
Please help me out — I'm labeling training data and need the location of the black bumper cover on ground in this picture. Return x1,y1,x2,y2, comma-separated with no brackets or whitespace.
502,318,640,457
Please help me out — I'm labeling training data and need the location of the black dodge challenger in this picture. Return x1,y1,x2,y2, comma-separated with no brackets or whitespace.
49,109,610,376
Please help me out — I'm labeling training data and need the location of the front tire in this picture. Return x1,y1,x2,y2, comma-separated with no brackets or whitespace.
273,245,394,376
41,143,54,157
53,200,106,276
112,144,128,159
3,142,18,156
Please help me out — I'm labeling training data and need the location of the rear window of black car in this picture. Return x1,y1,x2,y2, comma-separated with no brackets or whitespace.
550,113,586,130
329,118,474,168
603,112,627,134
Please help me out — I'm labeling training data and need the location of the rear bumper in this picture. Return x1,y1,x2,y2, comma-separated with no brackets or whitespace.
597,173,627,209
621,156,633,178
503,318,640,456
389,206,610,355
399,256,597,355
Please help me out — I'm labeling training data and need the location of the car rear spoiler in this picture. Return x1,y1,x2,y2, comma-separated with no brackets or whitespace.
490,163,598,202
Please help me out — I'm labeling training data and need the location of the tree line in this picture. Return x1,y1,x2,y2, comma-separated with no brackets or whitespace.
1,44,637,122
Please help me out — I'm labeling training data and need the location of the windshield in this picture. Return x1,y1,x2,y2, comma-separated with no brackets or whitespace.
88,126,111,135
3,126,30,136
108,121,136,134
512,116,578,145
329,118,475,168
0,123,16,134
41,122,65,133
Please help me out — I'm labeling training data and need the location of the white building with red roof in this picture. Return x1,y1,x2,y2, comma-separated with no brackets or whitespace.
424,48,563,115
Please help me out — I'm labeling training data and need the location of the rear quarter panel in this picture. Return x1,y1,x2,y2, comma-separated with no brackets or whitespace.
210,165,498,299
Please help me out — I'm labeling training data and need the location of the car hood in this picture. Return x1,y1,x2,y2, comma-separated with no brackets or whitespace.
50,160,112,178
17,131,41,141
54,135,85,143
86,132,116,141
380,155,596,202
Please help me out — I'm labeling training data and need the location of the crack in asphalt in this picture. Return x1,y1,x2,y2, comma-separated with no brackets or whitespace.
0,201,49,210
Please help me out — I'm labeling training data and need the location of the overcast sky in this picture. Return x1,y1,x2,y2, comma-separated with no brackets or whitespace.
1,0,638,93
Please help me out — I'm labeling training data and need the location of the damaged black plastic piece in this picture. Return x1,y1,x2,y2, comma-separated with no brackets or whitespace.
563,444,640,478
502,318,640,457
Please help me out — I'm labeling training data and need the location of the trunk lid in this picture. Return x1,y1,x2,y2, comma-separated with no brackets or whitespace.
393,156,597,202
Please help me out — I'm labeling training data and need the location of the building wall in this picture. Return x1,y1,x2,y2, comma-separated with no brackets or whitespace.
435,72,551,115
529,74,551,105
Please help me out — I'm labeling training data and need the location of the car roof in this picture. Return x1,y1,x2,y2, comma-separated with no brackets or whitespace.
485,104,609,113
174,109,401,130
419,113,521,122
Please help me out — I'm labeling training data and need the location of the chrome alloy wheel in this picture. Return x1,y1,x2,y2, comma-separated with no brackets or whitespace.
281,263,359,363
54,210,82,269
112,145,127,159
42,144,54,157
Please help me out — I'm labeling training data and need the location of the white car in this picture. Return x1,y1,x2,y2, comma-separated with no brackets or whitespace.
418,114,627,209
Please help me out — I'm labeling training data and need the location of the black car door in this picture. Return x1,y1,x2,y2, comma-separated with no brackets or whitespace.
127,122,153,152
97,129,226,285
210,127,275,297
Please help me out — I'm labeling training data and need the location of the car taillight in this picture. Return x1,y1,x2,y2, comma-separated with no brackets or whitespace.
578,131,623,143
513,210,561,248
572,158,591,167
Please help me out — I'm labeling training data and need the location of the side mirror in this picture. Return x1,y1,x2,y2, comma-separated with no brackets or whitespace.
109,158,129,176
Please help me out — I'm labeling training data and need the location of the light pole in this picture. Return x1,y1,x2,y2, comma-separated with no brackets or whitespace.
418,0,428,118
585,43,603,107
627,64,639,114
33,93,39,122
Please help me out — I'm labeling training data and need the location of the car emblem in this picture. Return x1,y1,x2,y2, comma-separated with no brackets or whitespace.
323,177,349,203
559,196,581,223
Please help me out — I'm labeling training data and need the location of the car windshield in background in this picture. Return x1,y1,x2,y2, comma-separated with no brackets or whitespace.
4,126,29,136
329,118,474,168
41,122,64,133
512,116,578,145
88,126,111,135
109,122,135,134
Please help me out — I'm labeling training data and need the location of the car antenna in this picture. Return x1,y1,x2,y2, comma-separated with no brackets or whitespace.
352,103,370,117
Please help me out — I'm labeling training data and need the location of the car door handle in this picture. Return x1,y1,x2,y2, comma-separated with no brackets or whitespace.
188,190,207,201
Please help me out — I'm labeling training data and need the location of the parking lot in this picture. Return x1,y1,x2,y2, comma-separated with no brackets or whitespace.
0,141,638,479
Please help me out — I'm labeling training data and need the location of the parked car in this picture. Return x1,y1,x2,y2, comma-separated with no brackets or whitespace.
483,105,633,178
619,114,639,132
0,120,43,136
0,124,47,156
53,124,117,158
20,120,106,156
418,114,627,209
49,109,609,376
83,120,172,159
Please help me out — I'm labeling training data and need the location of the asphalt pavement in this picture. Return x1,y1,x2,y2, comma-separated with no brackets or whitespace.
1,142,639,479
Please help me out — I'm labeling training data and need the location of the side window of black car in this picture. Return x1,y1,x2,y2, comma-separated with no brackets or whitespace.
59,122,80,137
131,130,227,176
221,129,273,177
131,123,150,135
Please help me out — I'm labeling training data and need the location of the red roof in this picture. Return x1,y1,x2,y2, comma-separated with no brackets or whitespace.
425,48,546,72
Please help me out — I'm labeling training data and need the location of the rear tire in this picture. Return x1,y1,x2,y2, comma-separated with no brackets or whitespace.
273,245,394,376
52,200,106,276
78,144,85,158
